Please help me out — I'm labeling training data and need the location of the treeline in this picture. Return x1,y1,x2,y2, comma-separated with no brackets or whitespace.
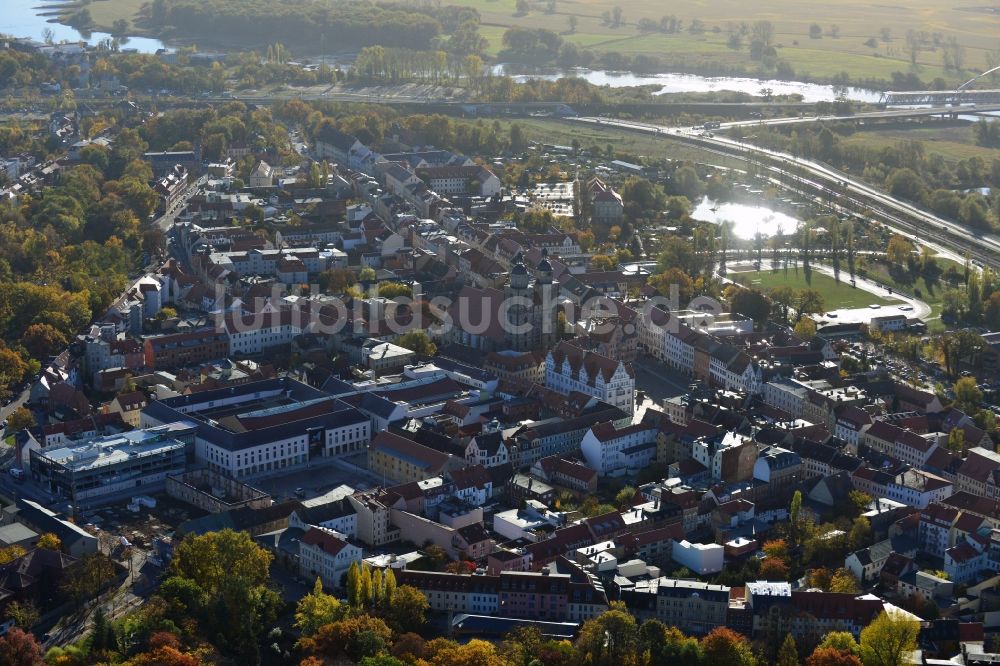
737,122,1000,230
353,47,483,84
150,0,442,50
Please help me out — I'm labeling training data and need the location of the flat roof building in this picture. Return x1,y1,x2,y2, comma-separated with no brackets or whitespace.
30,422,197,507
141,377,371,479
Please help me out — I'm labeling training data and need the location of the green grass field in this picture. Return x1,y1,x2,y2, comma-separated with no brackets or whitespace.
732,265,897,310
841,124,1000,165
501,118,745,167
83,0,998,86
79,0,147,31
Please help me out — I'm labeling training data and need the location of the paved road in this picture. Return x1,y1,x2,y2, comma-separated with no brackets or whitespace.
574,117,1000,269
152,174,207,232
808,262,933,319
709,104,1000,132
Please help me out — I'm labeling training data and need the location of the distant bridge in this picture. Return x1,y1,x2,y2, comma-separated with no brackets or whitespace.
882,89,1000,106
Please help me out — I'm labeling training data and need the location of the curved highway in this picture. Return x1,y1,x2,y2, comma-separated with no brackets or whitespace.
570,117,1000,269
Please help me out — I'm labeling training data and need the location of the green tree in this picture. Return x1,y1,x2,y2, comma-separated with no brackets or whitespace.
295,578,346,637
165,529,281,661
359,266,377,282
615,486,637,508
789,490,803,546
947,427,966,454
859,612,919,666
673,166,705,201
729,288,773,327
886,235,914,267
848,517,873,551
954,376,983,414
4,601,39,631
796,288,825,320
777,634,800,666
819,632,861,656
397,330,437,356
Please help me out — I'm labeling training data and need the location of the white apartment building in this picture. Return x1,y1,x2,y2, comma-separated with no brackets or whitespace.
299,528,363,590
580,421,658,476
545,341,635,413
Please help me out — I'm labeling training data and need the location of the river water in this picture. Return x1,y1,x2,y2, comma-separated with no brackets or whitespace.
5,2,884,103
4,0,167,52
492,64,881,103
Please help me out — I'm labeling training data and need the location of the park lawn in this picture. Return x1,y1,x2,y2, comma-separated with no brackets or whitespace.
732,265,897,310
858,257,964,309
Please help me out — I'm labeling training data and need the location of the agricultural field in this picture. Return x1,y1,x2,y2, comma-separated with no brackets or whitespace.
468,0,996,84
79,0,148,32
841,121,1000,165
83,0,1000,86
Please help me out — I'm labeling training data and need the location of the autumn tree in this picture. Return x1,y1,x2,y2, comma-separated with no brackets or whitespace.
299,615,393,662
859,612,919,666
759,557,790,581
36,533,61,551
386,585,429,633
829,568,860,594
295,578,346,637
701,627,757,666
5,407,34,433
0,546,25,566
794,317,817,340
0,628,44,666
648,267,695,304
762,539,789,561
21,323,68,361
576,605,639,666
807,647,862,666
